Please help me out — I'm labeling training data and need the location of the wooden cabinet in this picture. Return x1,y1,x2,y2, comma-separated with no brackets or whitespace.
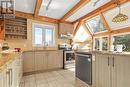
59,23,74,36
35,52,47,71
5,17,27,39
23,51,63,73
112,55,130,87
23,52,35,73
0,54,23,87
96,53,130,87
96,53,111,87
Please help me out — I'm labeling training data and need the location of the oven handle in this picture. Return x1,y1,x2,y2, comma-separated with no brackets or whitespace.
76,54,91,57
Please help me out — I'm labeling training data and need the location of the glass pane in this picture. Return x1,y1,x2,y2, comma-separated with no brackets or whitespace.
73,25,90,42
94,38,100,51
102,37,108,51
45,29,53,46
113,34,130,52
87,16,106,33
34,27,43,45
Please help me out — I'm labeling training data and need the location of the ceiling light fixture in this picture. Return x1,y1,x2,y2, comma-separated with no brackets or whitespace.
45,0,52,16
112,0,128,23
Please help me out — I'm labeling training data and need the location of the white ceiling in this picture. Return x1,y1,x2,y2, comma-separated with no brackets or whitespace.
15,0,36,13
104,2,130,30
39,0,80,19
66,0,111,22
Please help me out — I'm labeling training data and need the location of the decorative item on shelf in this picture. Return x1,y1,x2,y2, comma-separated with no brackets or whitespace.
112,0,128,23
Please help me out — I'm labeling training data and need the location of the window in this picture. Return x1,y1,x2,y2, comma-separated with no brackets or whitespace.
112,33,130,52
94,36,109,51
86,16,107,33
32,23,55,47
73,25,90,42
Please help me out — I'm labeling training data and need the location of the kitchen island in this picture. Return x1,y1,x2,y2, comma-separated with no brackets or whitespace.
75,51,130,87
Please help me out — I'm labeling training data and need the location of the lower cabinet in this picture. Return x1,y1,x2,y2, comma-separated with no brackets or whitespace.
0,54,23,87
95,54,111,87
23,51,63,73
96,53,130,87
112,55,130,87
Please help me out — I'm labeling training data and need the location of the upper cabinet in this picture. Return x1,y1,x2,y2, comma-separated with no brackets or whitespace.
104,2,130,30
86,15,107,33
59,23,74,39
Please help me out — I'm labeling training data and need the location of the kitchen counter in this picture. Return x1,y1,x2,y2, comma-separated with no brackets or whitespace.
76,51,130,56
0,52,21,72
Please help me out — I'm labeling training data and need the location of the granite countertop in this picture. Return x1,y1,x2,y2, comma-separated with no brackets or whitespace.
0,52,21,72
76,50,130,56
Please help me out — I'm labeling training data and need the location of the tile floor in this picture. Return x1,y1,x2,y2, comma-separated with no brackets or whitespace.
20,70,89,87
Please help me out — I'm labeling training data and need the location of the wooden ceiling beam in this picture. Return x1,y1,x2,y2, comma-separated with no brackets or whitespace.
15,11,59,23
93,27,130,37
73,0,130,23
82,22,93,36
34,0,42,17
100,12,111,32
73,21,82,36
60,0,90,22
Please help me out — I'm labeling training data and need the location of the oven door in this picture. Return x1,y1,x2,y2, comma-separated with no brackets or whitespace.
63,51,75,69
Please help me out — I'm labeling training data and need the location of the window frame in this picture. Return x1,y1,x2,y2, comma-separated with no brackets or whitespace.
32,23,56,47
111,32,130,52
86,15,108,34
93,35,109,51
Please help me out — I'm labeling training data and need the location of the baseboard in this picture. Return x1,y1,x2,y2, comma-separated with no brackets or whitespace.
23,68,63,76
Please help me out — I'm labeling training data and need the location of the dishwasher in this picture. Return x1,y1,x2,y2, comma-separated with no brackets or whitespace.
75,52,92,85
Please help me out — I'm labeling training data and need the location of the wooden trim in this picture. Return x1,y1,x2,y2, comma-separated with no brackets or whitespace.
73,21,82,36
100,13,111,32
93,27,130,37
34,0,42,17
15,11,59,23
93,32,109,37
73,0,129,23
111,27,130,35
82,22,93,36
60,0,90,21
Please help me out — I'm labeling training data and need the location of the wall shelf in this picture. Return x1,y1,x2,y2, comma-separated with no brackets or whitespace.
5,17,27,39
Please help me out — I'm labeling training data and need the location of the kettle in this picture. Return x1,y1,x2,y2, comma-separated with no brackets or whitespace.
116,44,126,52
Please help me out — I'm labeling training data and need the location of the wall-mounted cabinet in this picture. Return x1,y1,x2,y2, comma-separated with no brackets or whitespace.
59,23,74,39
5,17,27,39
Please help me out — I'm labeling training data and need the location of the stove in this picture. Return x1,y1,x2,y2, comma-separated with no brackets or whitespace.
63,50,75,69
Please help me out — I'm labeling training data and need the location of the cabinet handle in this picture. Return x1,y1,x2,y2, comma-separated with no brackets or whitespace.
108,57,110,66
9,69,13,86
6,70,10,86
113,57,115,67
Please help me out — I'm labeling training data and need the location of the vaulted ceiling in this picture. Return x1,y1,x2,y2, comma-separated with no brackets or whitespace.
0,0,130,24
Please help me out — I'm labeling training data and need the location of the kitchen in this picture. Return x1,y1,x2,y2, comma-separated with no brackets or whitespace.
0,0,130,87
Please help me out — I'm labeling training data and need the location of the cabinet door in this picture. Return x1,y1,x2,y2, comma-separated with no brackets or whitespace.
35,52,47,71
47,51,59,69
0,71,3,87
112,55,130,87
35,52,44,71
96,54,111,87
23,52,35,73
57,50,63,68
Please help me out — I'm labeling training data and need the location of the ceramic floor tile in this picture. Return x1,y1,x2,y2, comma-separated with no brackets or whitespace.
21,70,90,87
